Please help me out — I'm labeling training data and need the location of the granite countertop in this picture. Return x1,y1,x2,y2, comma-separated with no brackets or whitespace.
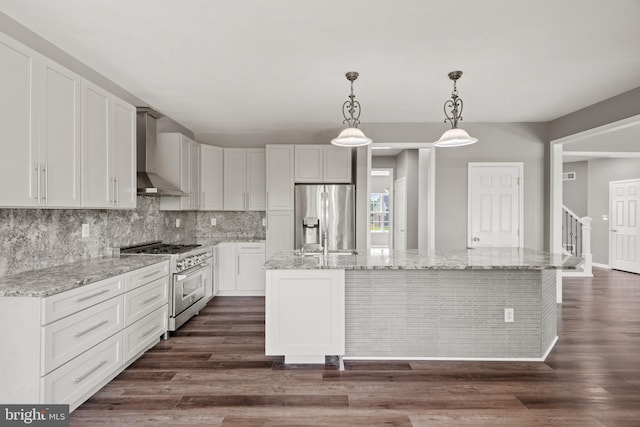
0,255,169,298
264,248,582,271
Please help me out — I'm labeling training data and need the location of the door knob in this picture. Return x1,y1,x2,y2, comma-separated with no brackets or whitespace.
611,229,619,233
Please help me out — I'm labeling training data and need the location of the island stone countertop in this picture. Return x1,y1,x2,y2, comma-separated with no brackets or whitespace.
0,255,168,298
264,247,582,271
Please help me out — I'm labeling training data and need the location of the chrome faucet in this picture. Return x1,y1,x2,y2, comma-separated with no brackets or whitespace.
322,232,329,256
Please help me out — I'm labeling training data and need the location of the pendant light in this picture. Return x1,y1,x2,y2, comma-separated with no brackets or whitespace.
434,70,478,147
331,71,372,147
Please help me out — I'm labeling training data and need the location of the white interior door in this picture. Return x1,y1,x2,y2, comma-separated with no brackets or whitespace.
394,177,407,250
610,179,640,274
468,163,523,248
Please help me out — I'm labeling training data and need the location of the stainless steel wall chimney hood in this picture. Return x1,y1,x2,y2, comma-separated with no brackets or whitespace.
136,107,186,197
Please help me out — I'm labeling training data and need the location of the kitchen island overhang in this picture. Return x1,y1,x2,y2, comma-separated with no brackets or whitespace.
264,248,581,364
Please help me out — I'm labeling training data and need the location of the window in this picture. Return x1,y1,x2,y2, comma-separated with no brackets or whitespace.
370,192,390,232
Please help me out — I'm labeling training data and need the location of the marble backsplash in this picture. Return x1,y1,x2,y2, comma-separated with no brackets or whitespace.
196,211,266,240
0,199,266,278
0,197,196,277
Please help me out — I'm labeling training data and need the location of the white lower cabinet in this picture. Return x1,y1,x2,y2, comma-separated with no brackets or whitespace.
265,269,345,364
216,242,266,295
41,331,124,406
123,306,168,363
0,260,169,411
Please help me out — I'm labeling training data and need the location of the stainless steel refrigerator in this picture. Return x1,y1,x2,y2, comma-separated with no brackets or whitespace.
294,184,355,251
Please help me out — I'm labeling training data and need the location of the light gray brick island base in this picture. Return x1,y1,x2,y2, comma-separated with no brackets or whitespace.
264,248,581,363
345,269,557,360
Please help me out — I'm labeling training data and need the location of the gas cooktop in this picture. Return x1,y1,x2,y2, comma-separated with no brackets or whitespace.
120,241,201,255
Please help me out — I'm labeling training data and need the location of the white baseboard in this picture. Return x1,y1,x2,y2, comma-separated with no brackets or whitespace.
592,263,611,269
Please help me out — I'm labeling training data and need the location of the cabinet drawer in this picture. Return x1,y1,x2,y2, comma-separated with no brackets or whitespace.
123,306,167,363
41,332,123,407
42,275,124,325
236,242,265,254
125,261,169,291
124,276,169,326
42,295,124,375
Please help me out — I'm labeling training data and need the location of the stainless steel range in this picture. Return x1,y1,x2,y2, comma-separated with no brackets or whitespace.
120,241,212,332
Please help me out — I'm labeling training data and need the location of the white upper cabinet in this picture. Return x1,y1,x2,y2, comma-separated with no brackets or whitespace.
223,148,265,211
294,145,352,183
322,145,352,183
157,132,200,211
111,96,136,209
247,149,266,210
223,148,246,210
200,145,224,210
266,145,294,210
81,80,110,207
82,79,136,209
0,34,81,208
294,145,323,183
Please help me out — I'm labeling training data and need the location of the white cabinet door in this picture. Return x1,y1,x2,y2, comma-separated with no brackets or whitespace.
247,148,266,210
190,141,200,209
294,145,323,183
39,59,82,207
81,79,112,208
237,252,266,291
200,145,224,210
266,145,294,210
265,269,345,363
323,145,352,183
0,33,38,207
111,95,136,208
266,210,294,259
217,242,237,291
223,148,247,210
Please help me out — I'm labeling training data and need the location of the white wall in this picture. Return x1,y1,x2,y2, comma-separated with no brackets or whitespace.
434,123,548,251
587,158,640,265
562,161,588,217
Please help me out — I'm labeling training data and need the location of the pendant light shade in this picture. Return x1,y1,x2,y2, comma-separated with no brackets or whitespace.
331,71,372,147
331,127,373,147
435,128,478,147
434,70,477,148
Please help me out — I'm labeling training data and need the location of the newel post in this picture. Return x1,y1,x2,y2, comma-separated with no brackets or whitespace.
581,216,592,276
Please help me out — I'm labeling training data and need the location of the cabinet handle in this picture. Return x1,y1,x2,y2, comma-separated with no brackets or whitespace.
140,325,160,338
43,164,48,204
237,255,240,275
74,320,109,338
34,163,41,202
142,271,159,279
73,360,107,384
114,176,119,205
76,289,110,302
141,294,162,305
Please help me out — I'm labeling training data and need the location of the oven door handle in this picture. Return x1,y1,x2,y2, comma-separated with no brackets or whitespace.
175,262,210,281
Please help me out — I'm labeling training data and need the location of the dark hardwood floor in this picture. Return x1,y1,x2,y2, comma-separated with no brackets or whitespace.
71,268,640,426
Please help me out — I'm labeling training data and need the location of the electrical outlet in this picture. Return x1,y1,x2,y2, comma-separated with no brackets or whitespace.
504,308,514,323
262,218,266,226
210,218,216,226
175,218,181,228
81,224,90,238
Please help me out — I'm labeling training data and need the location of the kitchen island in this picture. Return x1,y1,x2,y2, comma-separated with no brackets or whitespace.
264,248,580,364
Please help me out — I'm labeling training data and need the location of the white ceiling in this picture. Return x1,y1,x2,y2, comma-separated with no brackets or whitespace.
2,0,640,137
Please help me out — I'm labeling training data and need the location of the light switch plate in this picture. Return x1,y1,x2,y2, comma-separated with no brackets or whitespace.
210,218,216,226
